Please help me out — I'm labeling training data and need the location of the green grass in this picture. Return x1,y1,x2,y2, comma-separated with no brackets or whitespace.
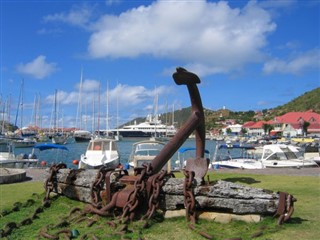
0,172,319,240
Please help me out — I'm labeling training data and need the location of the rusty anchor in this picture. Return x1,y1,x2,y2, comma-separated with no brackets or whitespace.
83,67,210,220
41,68,296,239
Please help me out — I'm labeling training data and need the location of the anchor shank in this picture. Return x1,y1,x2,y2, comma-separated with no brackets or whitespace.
150,112,201,173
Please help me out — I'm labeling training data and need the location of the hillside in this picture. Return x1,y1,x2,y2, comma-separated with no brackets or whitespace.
271,87,320,116
124,87,320,129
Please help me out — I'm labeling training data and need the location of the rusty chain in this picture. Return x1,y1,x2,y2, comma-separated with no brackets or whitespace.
90,167,112,207
121,167,147,224
43,163,67,204
274,192,296,225
141,169,167,221
183,169,196,224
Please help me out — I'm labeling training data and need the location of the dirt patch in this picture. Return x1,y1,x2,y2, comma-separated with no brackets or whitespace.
24,168,50,182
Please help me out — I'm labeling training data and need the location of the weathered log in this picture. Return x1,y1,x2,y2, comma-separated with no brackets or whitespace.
52,169,279,216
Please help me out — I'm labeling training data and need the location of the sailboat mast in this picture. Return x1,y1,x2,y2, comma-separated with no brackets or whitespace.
106,81,109,133
37,93,41,128
20,79,24,128
32,94,37,127
172,104,175,126
97,81,101,134
92,97,95,133
1,100,5,134
116,81,120,138
76,69,83,130
54,89,57,132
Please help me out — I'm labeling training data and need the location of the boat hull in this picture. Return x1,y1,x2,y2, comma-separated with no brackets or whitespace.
0,159,38,168
212,160,265,170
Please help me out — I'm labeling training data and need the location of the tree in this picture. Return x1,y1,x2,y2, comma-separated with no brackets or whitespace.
302,121,310,136
240,128,247,136
262,123,274,135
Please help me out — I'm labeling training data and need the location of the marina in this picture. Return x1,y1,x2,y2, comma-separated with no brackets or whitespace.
5,138,319,171
10,138,211,169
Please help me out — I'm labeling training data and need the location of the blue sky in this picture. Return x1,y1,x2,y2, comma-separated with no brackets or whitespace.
1,0,319,131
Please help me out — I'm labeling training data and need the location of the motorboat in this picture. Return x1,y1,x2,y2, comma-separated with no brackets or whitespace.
12,137,36,148
73,130,92,142
174,147,210,170
211,143,265,169
0,139,38,168
303,143,320,166
78,137,120,169
128,140,170,172
31,143,69,167
51,133,71,145
256,144,318,168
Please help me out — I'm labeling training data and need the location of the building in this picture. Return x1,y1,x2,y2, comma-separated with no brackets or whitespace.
243,110,320,137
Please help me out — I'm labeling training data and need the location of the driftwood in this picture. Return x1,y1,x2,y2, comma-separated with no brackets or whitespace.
51,169,279,217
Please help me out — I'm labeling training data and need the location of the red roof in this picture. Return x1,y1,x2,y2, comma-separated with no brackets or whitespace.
247,121,266,129
275,111,320,124
242,121,255,127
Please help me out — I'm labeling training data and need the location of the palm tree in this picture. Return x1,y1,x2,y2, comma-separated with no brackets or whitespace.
302,121,310,136
262,123,274,135
240,128,247,136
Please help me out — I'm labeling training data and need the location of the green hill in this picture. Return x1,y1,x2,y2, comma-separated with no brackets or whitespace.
124,87,320,129
271,87,320,116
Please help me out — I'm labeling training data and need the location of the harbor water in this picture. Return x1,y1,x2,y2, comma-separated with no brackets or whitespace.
13,139,219,169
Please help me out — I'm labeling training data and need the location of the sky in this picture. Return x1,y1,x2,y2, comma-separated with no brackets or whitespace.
0,0,319,132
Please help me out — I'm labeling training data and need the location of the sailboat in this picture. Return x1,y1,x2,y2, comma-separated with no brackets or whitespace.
74,69,92,142
96,81,121,141
51,90,69,144
12,79,37,148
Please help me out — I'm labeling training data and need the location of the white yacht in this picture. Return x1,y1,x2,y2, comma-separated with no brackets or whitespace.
73,130,92,142
211,143,265,169
256,144,318,168
111,114,177,139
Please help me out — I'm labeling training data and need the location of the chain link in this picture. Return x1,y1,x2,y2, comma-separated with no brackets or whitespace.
121,167,146,223
183,169,196,224
43,163,66,204
142,169,167,221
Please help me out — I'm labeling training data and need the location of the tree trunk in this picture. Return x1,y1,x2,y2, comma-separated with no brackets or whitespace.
52,169,279,215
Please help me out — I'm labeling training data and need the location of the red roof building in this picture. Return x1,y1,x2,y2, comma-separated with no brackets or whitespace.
243,111,320,137
274,111,320,124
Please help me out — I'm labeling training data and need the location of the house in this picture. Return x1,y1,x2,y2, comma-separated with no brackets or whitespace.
221,124,242,135
274,110,320,137
244,121,266,136
243,110,320,137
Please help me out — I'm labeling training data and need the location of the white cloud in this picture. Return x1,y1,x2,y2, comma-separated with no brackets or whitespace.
105,0,121,6
263,49,320,75
43,4,94,28
88,0,276,75
45,90,78,106
110,84,151,106
44,83,171,121
16,55,57,79
80,79,101,92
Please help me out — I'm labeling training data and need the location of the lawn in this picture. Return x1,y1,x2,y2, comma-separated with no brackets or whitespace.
0,172,319,240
